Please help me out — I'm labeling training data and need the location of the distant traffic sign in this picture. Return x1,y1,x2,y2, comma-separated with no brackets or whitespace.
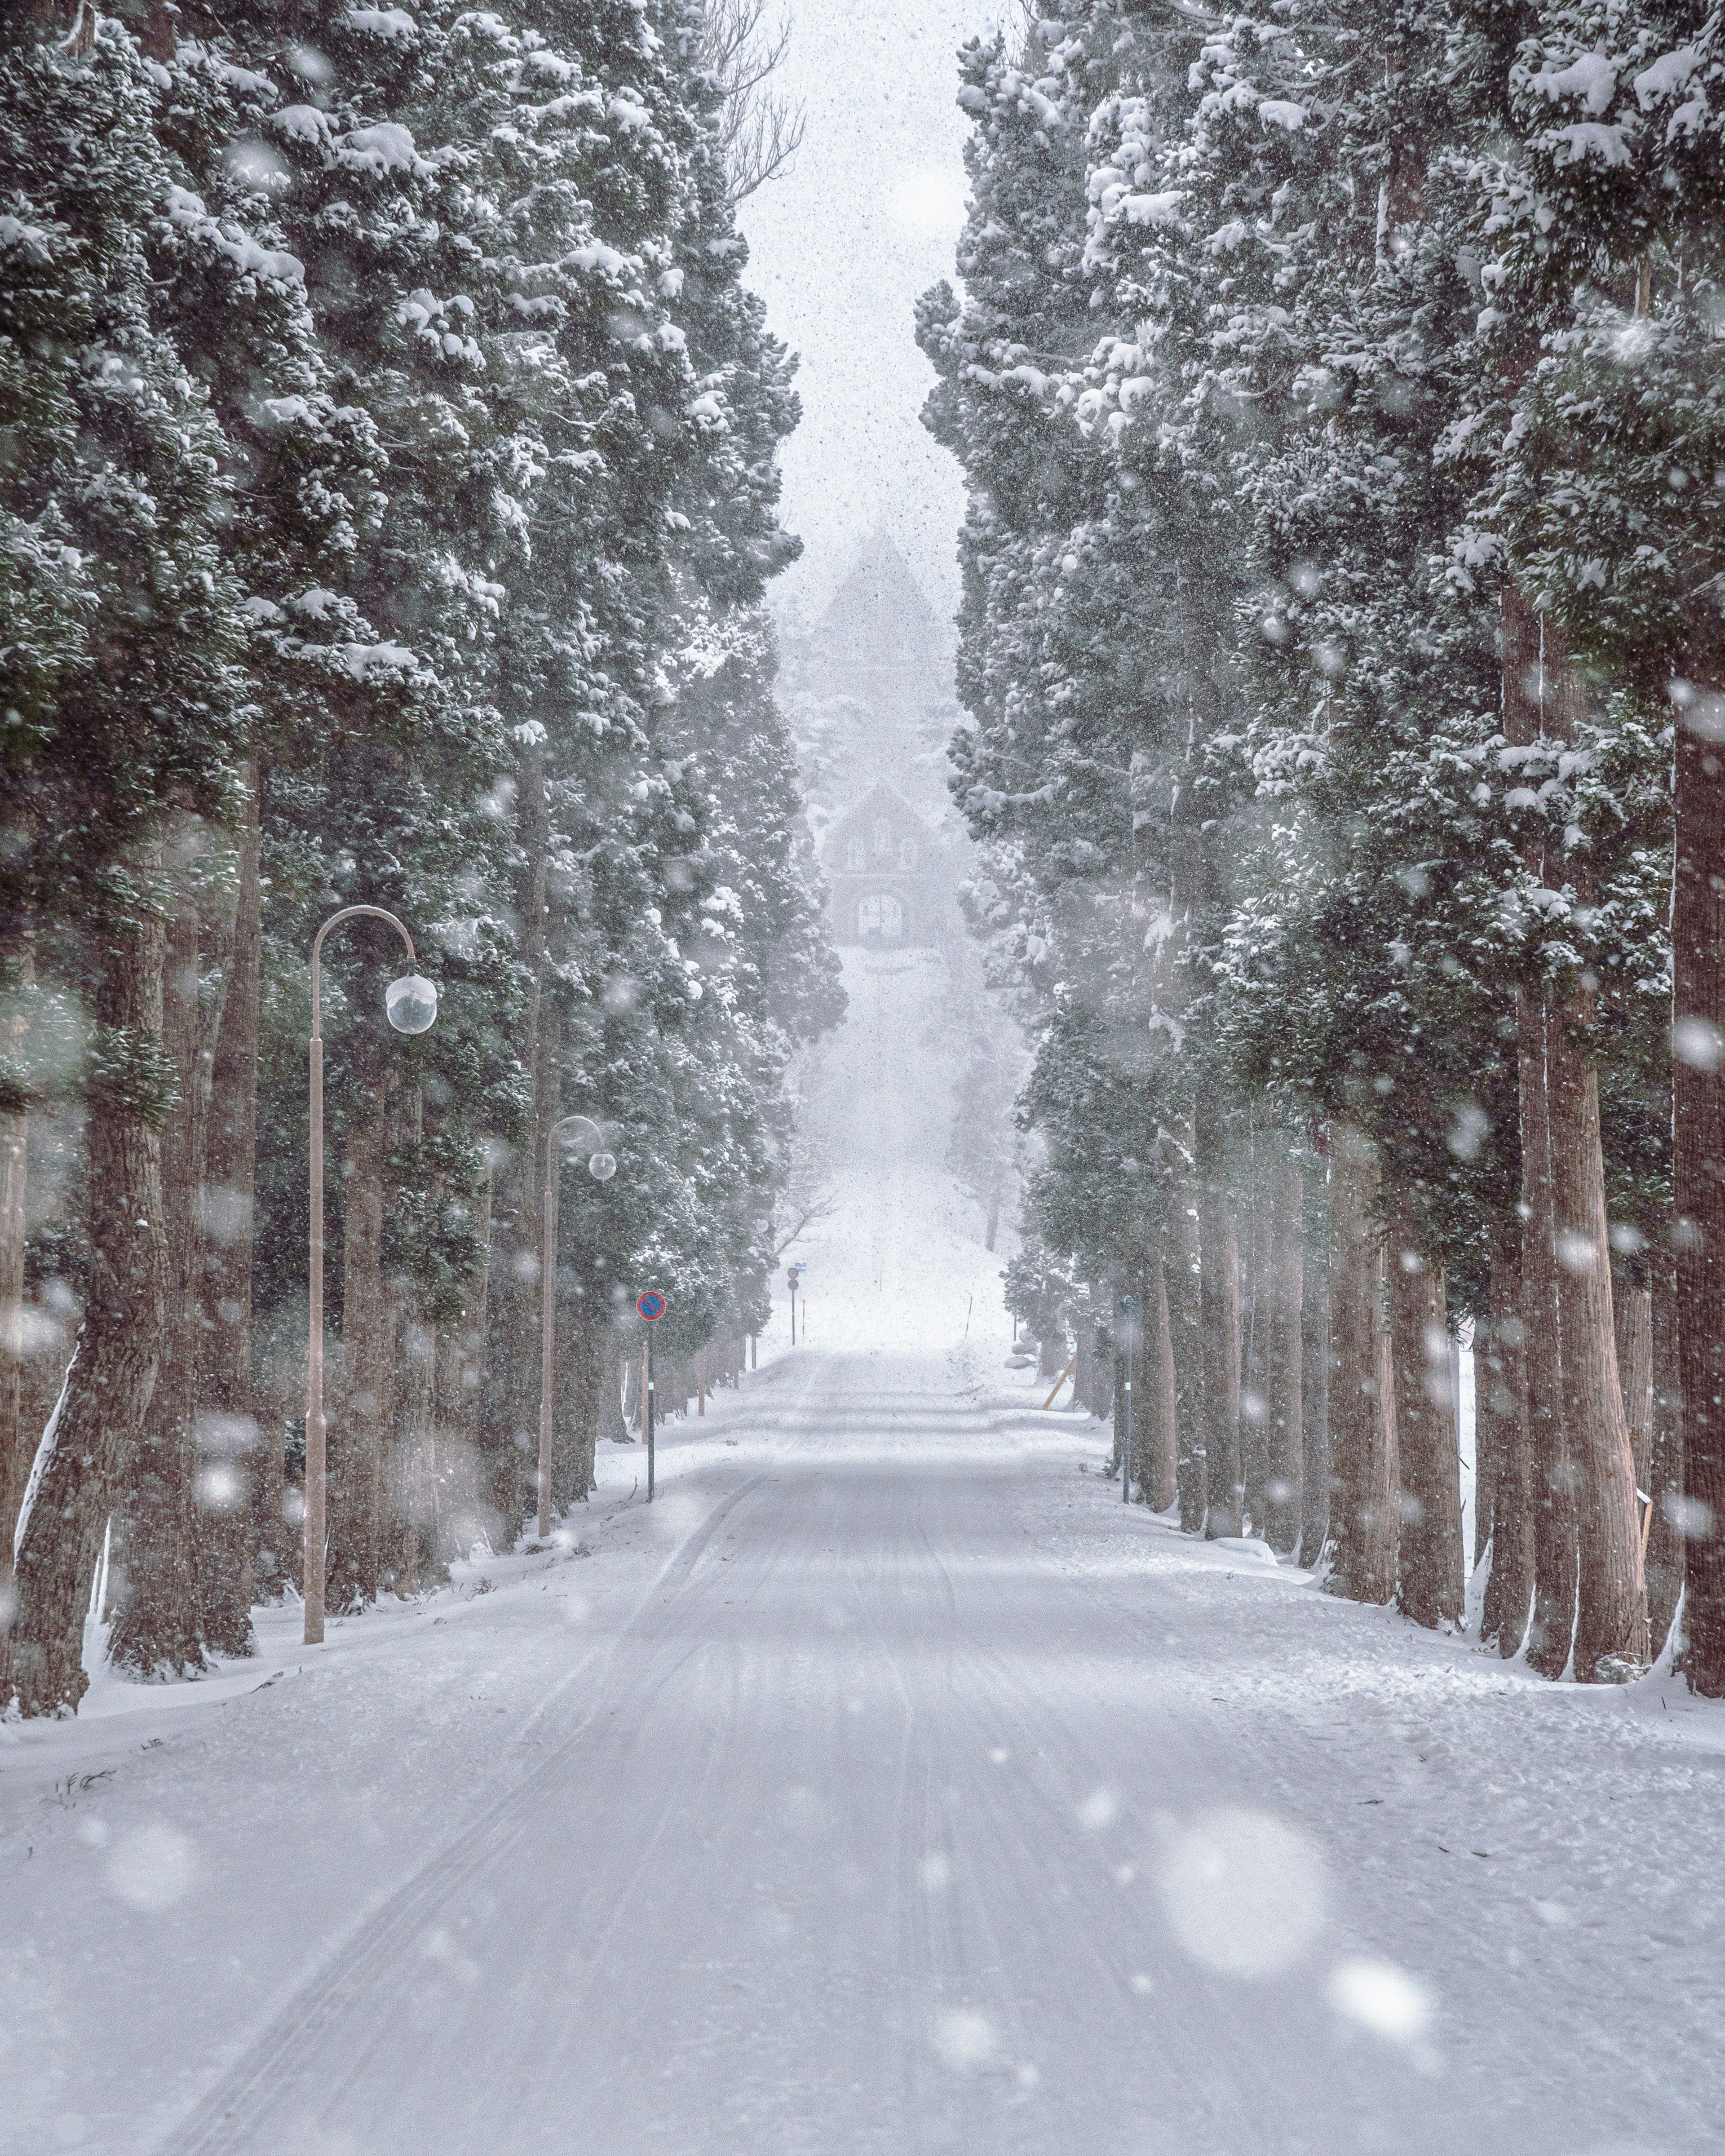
637,1290,666,1322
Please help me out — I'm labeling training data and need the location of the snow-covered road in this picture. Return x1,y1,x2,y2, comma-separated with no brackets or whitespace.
6,1341,1722,2154
5,948,1725,2155
175,1363,1378,2156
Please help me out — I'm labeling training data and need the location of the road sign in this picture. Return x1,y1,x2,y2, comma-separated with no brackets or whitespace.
637,1290,666,1322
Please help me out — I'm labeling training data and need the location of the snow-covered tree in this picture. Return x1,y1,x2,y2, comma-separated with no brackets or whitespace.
0,9,250,1714
927,0,1690,1682
0,0,834,1711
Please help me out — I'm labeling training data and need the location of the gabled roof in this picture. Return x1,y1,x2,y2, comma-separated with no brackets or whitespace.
818,534,938,666
823,783,933,861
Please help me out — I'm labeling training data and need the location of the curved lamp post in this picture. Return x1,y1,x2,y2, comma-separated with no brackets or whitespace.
537,1113,618,1538
305,907,438,1646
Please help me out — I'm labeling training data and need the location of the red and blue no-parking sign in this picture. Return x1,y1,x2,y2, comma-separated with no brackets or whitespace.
637,1290,666,1322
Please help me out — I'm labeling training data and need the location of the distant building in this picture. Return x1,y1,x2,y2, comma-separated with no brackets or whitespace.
822,783,946,947
805,537,942,733
787,532,957,824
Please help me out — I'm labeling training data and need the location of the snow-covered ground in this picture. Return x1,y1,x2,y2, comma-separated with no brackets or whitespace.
4,947,1723,2155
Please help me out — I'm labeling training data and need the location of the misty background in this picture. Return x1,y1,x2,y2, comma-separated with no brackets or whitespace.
737,0,995,630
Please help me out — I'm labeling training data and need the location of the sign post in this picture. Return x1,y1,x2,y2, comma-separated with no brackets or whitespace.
1115,1295,1141,1503
637,1291,666,1499
786,1262,804,1346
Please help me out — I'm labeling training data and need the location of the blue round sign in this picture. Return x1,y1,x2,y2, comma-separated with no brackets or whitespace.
637,1290,666,1322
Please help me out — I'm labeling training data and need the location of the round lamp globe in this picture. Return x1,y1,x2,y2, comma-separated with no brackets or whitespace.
588,1151,618,1182
385,974,438,1036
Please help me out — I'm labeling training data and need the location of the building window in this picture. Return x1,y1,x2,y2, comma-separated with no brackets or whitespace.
898,838,916,870
846,836,866,872
872,819,891,857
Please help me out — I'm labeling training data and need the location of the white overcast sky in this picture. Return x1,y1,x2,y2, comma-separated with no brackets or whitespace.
737,1,1005,634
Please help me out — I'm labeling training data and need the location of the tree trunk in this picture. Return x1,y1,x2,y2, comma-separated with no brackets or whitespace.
1195,1097,1242,1537
433,1321,468,1564
199,776,261,1651
391,1272,438,1594
548,1274,575,1517
1262,1151,1304,1555
1326,1122,1397,1603
389,1085,444,1594
1238,1144,1269,1532
1503,587,1646,1676
251,1320,294,1598
1121,1266,1149,1496
570,1303,602,1501
453,1169,492,1551
1614,1273,1654,1495
428,1169,491,1563
229,784,288,1600
1141,1259,1178,1510
481,744,551,1542
1517,989,1577,1677
328,1076,391,1610
109,864,212,1679
518,998,562,1521
1647,1260,1685,1662
1073,1309,1095,1417
1548,1009,1647,1677
1672,704,1725,1693
1163,559,1232,1532
0,933,34,1634
1504,589,1575,1677
1386,1196,1463,1629
600,1339,630,1445
1298,1164,1331,1568
1163,1167,1206,1533
1473,1329,1495,1581
552,1285,601,1513
1092,1316,1114,1439
3,871,168,1716
1478,1243,1534,1656
480,1141,534,1530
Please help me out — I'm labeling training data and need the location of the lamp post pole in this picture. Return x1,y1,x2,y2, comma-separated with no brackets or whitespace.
537,1113,616,1538
634,1290,667,1500
305,907,437,1647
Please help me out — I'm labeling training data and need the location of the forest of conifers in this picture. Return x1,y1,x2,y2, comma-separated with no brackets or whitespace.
924,4,1725,1692
6,0,1725,1728
0,0,840,1718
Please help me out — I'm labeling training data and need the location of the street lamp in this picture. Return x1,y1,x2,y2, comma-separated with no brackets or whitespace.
304,906,437,1647
537,1112,617,1539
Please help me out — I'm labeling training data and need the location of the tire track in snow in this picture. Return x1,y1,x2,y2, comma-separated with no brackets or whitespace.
155,1470,770,2156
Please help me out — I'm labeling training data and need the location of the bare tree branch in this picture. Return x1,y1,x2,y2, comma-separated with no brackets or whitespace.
771,1121,836,1260
701,0,807,203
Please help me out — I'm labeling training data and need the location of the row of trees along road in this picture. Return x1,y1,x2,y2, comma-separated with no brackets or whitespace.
0,0,840,1718
924,0,1725,1689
